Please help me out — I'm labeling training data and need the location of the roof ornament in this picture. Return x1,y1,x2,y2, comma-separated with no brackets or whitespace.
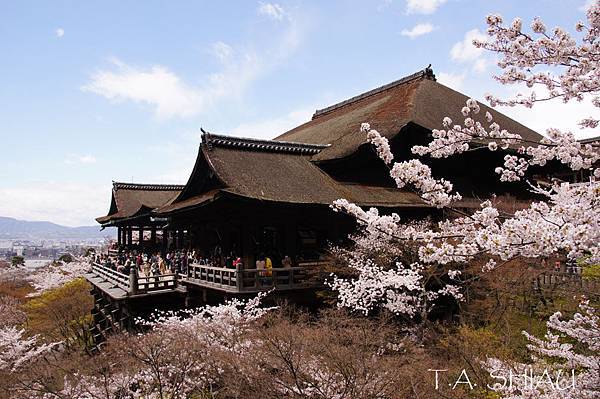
424,64,436,81
201,127,213,150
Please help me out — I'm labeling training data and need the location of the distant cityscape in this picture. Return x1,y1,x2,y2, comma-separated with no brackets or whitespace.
0,238,110,260
0,216,115,263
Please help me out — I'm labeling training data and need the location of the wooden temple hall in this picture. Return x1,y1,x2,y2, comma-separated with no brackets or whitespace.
87,67,548,333
96,182,185,249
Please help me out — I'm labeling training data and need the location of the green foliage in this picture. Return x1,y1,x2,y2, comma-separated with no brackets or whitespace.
577,256,600,280
58,254,73,263
11,256,25,267
582,264,600,280
23,278,94,352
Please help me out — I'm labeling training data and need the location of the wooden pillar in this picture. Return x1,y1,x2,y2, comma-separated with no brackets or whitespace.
129,267,138,295
242,223,254,270
127,227,133,247
151,227,157,246
117,227,122,246
138,226,143,246
162,229,168,253
285,220,297,262
178,230,184,250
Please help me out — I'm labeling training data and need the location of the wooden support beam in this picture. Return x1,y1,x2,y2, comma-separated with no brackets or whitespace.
178,230,184,249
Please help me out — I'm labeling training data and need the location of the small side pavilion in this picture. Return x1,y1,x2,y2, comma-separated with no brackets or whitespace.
96,182,185,251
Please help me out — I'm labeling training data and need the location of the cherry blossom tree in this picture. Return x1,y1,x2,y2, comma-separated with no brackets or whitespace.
483,300,599,398
42,293,274,399
0,296,58,375
0,327,58,373
26,259,90,296
330,2,599,318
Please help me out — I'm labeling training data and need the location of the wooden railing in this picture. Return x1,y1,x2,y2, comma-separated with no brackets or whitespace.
90,259,327,295
91,263,178,295
91,262,130,291
186,262,320,293
137,274,178,293
533,271,598,293
107,249,119,257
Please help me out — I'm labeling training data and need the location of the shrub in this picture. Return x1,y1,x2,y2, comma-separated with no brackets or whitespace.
23,278,93,352
11,256,24,267
57,254,73,263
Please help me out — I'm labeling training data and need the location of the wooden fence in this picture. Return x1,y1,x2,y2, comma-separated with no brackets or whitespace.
185,263,313,292
91,263,178,295
533,271,598,294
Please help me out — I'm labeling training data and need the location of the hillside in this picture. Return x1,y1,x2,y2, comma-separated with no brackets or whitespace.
0,216,115,239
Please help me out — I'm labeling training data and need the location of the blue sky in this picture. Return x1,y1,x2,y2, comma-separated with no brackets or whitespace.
0,0,596,226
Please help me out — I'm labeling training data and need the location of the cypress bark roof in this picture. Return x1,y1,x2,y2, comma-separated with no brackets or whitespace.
100,67,546,219
157,134,428,214
96,182,184,224
275,68,543,161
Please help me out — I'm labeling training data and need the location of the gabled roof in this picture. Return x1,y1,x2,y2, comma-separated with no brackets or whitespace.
201,131,329,154
579,135,600,145
158,133,427,214
275,67,543,161
113,67,547,217
96,182,184,225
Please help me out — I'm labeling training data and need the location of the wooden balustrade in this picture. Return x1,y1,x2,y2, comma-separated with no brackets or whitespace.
533,271,599,296
137,274,178,293
186,263,313,292
92,263,178,295
92,262,130,289
91,258,325,295
90,256,597,300
107,249,119,257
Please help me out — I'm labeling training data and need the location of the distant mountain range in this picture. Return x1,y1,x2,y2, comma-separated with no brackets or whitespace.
0,217,115,240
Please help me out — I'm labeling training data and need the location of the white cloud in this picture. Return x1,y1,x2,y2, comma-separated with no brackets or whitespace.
65,154,97,164
472,58,488,73
400,23,435,39
433,69,598,140
450,29,486,63
55,28,64,38
497,89,599,140
82,59,206,119
83,8,304,119
449,29,489,73
0,182,110,227
212,41,233,63
406,0,447,14
258,2,286,20
229,107,313,140
437,72,465,91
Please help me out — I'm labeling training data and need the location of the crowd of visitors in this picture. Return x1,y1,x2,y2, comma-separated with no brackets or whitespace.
96,244,295,278
94,250,195,277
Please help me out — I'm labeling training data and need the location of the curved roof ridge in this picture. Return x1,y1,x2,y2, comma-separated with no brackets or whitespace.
312,67,435,119
201,130,330,155
113,182,186,191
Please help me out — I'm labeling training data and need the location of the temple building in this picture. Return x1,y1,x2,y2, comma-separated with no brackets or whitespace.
88,68,554,337
98,68,545,266
96,182,184,249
